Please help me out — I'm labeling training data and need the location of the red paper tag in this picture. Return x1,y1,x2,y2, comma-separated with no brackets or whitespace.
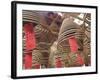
24,53,32,69
55,57,62,68
68,36,78,53
76,54,84,65
68,36,84,65
34,64,40,69
24,23,36,50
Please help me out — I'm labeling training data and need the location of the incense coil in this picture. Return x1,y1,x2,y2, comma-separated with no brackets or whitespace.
22,10,40,24
32,49,50,68
57,18,84,52
34,25,49,36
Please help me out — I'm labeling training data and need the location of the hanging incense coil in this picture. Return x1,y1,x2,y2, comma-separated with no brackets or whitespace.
22,10,40,24
32,50,42,66
57,14,91,66
32,49,50,68
57,18,84,52
80,13,91,66
34,25,49,35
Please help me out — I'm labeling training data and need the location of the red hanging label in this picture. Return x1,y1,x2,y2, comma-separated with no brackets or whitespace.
68,36,84,65
76,54,84,65
68,36,78,53
55,57,62,68
34,64,40,69
24,23,36,50
24,53,32,69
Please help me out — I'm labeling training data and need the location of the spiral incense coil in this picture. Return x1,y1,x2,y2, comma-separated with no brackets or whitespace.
34,25,52,48
32,25,55,68
32,50,42,64
57,18,84,51
57,14,91,66
22,10,40,24
32,49,50,68
34,25,49,36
